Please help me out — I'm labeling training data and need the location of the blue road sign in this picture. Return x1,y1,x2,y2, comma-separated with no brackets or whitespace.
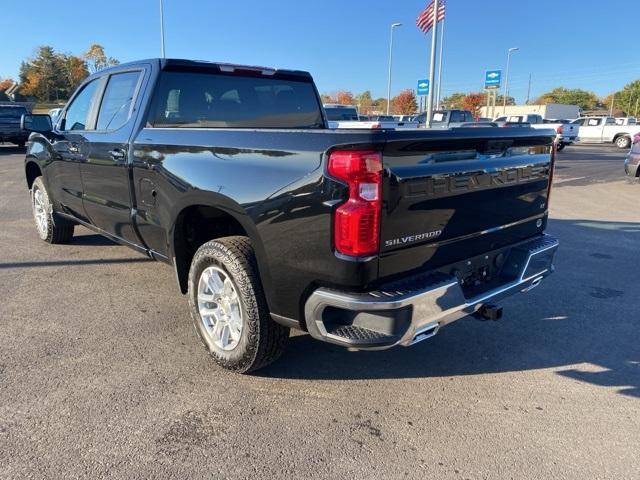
417,79,430,95
485,70,502,89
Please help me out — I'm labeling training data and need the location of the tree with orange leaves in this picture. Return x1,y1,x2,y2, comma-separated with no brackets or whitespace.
392,89,418,115
461,93,484,119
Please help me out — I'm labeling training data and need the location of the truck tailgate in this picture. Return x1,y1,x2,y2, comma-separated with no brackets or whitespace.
379,129,554,279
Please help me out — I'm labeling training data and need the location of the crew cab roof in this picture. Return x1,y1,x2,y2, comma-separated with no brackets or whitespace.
96,58,313,81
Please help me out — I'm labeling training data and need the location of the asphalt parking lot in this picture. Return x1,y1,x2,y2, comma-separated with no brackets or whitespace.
0,144,638,479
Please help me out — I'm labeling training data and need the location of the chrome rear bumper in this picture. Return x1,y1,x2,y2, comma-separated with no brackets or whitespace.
305,234,559,350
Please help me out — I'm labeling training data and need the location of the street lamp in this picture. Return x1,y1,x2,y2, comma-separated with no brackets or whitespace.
503,47,519,113
386,22,402,115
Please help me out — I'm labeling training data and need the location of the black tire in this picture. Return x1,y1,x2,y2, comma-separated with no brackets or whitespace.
31,177,74,244
187,236,289,373
615,135,631,149
556,143,565,151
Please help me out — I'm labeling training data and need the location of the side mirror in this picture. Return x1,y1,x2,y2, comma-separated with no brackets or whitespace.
21,114,53,133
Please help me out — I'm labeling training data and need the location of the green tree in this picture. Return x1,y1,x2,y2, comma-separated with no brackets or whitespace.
441,92,466,109
19,46,67,101
606,80,640,116
355,91,373,113
495,94,515,106
535,87,598,110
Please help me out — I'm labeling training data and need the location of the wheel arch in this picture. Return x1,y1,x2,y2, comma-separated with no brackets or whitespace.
613,132,631,144
169,194,271,300
25,158,42,190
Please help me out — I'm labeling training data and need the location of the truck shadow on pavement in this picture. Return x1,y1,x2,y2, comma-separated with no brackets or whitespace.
258,219,640,399
0,145,26,155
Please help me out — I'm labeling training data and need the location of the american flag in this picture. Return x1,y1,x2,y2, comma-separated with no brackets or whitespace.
416,0,446,34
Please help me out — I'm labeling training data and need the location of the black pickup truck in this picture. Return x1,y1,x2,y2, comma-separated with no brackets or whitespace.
1,104,29,147
22,58,559,373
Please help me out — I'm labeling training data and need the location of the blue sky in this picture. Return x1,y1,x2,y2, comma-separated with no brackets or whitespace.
2,0,639,102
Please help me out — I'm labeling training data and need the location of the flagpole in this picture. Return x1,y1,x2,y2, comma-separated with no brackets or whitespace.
426,0,439,127
435,14,445,109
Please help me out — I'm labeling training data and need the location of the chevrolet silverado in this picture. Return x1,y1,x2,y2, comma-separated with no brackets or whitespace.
21,58,559,373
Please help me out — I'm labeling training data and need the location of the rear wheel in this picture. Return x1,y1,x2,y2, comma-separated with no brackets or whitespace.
615,135,631,149
187,236,289,373
31,177,74,244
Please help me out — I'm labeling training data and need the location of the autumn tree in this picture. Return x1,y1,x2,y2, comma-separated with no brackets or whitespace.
83,44,119,73
334,91,355,105
61,54,89,92
461,93,484,118
392,89,418,115
0,78,14,101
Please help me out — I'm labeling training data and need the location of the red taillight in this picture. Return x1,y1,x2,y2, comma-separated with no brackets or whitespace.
556,125,564,134
328,150,382,257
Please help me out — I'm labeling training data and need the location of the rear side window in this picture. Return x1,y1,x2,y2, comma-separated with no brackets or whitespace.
324,107,358,121
63,79,101,131
96,71,141,130
149,70,323,129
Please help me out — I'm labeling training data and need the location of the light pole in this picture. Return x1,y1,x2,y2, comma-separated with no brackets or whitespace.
386,22,402,115
160,0,166,58
502,47,519,113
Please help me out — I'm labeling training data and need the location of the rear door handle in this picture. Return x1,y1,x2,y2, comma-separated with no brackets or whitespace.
109,148,127,161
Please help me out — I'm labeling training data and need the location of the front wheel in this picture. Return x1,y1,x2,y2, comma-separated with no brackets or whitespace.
187,236,289,373
615,136,631,149
31,177,74,244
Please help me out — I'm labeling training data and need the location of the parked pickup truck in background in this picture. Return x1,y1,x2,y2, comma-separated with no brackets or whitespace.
573,116,640,149
324,104,418,129
494,113,578,150
414,109,475,128
0,104,29,147
22,58,559,373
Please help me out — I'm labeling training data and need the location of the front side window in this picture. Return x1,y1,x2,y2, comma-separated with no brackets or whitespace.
96,71,141,130
63,79,101,131
149,70,323,129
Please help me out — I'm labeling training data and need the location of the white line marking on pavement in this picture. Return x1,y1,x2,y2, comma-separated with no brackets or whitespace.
554,176,587,184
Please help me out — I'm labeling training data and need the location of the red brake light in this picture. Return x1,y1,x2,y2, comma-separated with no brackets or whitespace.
556,125,563,134
328,150,382,257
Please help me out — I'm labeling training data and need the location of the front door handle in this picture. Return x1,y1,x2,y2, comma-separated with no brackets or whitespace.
109,148,127,161
68,143,79,153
